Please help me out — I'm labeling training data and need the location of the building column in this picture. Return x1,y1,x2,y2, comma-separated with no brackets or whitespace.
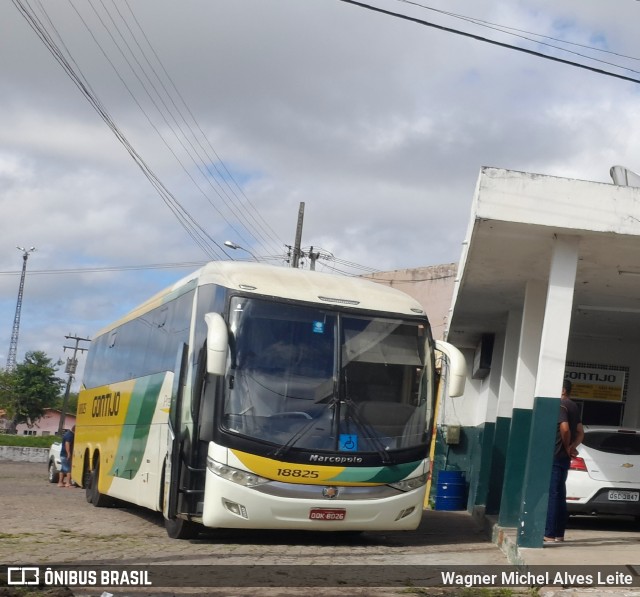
469,332,504,509
498,282,546,526
518,235,579,547
486,310,521,514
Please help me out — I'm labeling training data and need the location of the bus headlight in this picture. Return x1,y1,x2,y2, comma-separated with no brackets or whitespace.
388,473,428,492
207,457,270,487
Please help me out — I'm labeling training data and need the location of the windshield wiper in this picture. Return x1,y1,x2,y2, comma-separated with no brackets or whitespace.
270,415,324,459
342,396,391,464
272,377,340,458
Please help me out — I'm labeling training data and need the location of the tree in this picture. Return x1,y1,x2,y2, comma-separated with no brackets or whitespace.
58,391,79,415
0,368,15,413
3,351,65,433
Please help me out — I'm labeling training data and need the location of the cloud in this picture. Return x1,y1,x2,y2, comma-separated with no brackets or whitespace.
1,0,639,387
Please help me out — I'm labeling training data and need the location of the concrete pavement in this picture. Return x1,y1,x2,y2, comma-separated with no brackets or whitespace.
491,513,640,567
490,512,640,596
0,461,508,596
3,459,640,596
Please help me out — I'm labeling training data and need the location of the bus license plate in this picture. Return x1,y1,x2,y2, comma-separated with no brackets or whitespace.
309,508,346,521
608,490,640,502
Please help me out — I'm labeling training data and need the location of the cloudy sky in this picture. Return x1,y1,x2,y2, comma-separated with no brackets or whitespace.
1,0,639,387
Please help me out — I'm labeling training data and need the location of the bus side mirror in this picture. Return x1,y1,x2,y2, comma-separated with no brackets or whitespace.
435,340,467,398
205,313,229,376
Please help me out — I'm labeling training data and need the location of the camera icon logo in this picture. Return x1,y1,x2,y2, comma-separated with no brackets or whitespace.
7,567,40,585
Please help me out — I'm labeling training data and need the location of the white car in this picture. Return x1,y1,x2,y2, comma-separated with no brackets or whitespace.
47,442,62,484
566,426,640,518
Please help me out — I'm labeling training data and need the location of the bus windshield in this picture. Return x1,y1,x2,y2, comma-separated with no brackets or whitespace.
222,297,433,453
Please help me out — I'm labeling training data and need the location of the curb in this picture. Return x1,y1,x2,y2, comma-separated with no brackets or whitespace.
492,522,525,566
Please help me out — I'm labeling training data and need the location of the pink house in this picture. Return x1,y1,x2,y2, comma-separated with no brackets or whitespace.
15,408,76,436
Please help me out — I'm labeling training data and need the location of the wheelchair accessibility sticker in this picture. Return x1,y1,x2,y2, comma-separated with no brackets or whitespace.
339,434,358,451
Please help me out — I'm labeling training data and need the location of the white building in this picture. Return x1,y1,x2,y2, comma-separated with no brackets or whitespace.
438,166,640,547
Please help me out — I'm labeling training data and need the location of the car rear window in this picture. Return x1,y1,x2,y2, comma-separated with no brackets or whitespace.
582,431,640,455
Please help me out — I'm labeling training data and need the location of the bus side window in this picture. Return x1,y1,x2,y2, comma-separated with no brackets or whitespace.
170,345,184,432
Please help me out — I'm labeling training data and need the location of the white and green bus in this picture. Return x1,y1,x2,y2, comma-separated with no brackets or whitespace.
73,261,465,539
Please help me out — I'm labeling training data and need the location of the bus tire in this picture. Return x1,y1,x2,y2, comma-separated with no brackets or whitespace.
164,516,199,540
87,459,113,508
83,456,92,502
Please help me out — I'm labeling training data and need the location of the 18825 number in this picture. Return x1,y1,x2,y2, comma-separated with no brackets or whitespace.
277,468,319,479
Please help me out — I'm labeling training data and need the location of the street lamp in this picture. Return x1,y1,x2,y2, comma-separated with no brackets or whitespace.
224,241,259,262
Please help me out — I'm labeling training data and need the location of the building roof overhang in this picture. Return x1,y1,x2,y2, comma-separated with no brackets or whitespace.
447,167,640,349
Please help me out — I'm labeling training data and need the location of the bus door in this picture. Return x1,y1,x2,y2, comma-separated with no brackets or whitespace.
164,343,189,520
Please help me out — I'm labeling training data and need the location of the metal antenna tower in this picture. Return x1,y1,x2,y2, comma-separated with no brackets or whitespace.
6,246,36,371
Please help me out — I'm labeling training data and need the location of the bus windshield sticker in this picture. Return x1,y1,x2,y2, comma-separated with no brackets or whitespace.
340,434,358,451
312,321,324,334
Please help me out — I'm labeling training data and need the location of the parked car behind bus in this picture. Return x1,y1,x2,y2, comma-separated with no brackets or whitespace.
567,426,640,518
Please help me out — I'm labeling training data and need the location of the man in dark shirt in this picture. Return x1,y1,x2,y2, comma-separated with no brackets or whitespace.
545,380,584,542
58,425,75,488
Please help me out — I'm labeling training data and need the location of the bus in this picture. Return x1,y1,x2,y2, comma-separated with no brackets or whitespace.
72,261,466,539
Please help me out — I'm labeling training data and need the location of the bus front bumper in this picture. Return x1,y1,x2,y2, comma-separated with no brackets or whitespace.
201,470,425,531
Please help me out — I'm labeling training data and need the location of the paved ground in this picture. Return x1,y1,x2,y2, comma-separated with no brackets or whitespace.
0,462,512,597
7,461,640,597
499,515,640,566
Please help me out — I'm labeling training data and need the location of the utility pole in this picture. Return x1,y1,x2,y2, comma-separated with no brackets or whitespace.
286,204,325,271
57,334,90,434
6,246,36,371
308,246,320,271
291,202,305,268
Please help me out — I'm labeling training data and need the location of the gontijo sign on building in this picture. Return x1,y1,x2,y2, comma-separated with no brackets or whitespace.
565,365,625,402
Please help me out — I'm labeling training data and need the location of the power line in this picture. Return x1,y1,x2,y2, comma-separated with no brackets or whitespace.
0,256,383,278
119,0,283,255
78,0,265,252
13,0,284,261
332,256,381,273
337,0,640,86
0,261,208,276
396,0,640,66
361,272,456,283
76,0,283,255
15,0,229,260
393,0,640,77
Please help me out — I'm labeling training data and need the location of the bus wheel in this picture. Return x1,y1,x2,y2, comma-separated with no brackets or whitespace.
84,460,93,503
87,460,112,508
164,516,199,540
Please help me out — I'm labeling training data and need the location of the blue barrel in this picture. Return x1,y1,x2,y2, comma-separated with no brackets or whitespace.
434,470,466,511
